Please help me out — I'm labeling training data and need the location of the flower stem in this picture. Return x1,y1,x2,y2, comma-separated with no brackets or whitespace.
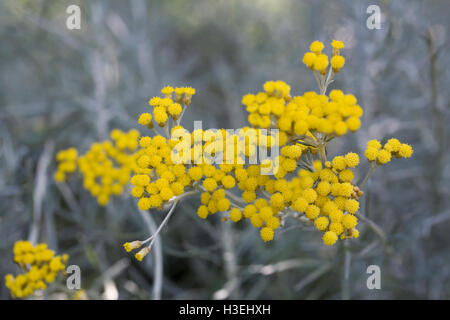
359,163,377,189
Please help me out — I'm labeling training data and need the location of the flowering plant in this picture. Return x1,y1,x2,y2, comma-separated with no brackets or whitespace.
52,40,413,263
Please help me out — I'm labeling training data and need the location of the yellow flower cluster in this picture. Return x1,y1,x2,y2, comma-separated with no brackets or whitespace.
243,86,362,141
138,86,196,129
221,152,362,245
5,241,68,298
54,148,78,182
365,138,414,165
302,40,345,74
77,129,140,205
54,129,140,206
130,132,191,211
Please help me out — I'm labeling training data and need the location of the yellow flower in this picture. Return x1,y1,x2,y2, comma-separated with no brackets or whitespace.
197,205,209,219
138,197,151,210
334,121,348,136
242,94,255,106
302,188,317,204
365,147,379,161
332,156,346,171
331,55,345,72
313,54,329,74
250,214,264,227
339,169,354,182
260,227,274,242
229,208,242,222
309,41,324,54
323,231,338,246
346,116,361,132
331,40,344,50
135,247,150,262
161,86,174,95
123,241,143,252
216,198,230,211
377,149,392,165
316,181,331,196
243,205,257,218
329,209,344,222
266,217,281,229
305,204,320,219
168,103,183,119
302,52,317,68
398,143,413,158
384,138,401,153
345,199,359,214
203,178,218,192
344,152,359,168
329,222,344,235
138,113,152,126
342,214,357,229
367,139,382,150
221,175,236,189
314,216,329,231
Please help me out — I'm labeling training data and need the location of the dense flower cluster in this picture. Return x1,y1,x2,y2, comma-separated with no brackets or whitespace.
54,148,78,182
55,129,140,205
77,129,140,205
243,87,362,139
365,138,414,164
5,241,68,298
130,133,190,211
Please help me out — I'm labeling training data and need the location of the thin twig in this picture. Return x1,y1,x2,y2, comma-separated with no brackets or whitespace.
359,163,377,189
355,212,392,254
29,141,54,245
214,223,240,299
294,264,331,291
342,240,351,300
138,207,163,300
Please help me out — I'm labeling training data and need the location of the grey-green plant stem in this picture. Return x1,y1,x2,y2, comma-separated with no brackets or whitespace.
313,70,323,93
426,28,445,213
146,201,178,249
176,104,188,126
167,190,199,204
359,163,377,189
29,141,54,245
163,124,170,139
321,67,334,95
218,222,241,299
318,143,327,165
355,212,391,254
136,202,178,300
152,126,161,137
342,239,351,300
294,264,331,292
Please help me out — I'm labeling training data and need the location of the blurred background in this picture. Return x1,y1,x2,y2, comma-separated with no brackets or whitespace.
1,0,449,299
